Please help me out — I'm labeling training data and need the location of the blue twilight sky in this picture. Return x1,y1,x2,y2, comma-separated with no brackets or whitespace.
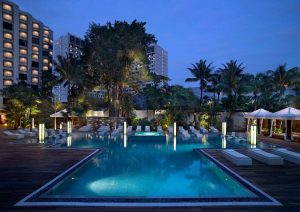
12,0,300,86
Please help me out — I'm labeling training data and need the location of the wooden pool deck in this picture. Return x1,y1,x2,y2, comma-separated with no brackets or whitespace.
1,133,300,211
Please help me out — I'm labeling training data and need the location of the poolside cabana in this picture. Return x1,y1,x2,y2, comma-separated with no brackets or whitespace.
50,109,78,129
244,109,273,135
266,107,300,141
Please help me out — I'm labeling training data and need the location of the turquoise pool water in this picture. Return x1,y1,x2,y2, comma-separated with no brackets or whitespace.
45,134,259,199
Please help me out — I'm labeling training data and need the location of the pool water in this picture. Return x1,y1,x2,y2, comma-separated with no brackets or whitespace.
46,134,258,199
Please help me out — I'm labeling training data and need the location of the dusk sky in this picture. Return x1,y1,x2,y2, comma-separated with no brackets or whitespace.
13,0,300,86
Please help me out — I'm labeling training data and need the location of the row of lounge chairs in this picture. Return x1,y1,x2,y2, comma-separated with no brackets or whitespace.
3,128,67,140
222,148,300,166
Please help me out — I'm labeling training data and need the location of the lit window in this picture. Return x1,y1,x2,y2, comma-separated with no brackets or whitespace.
20,23,27,30
20,14,27,21
49,51,52,56
3,13,12,21
19,65,27,72
43,58,49,63
32,77,38,83
4,80,13,86
50,39,53,44
19,31,27,39
42,66,48,71
32,46,39,52
19,57,27,63
2,3,12,11
32,31,39,36
43,30,49,36
4,32,13,39
32,54,38,60
32,23,39,29
4,70,13,77
4,61,13,68
19,49,27,55
43,37,49,43
49,62,52,67
3,42,13,49
43,44,49,49
3,51,13,58
32,70,38,75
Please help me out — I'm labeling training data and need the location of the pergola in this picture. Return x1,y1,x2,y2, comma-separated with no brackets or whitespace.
244,109,273,135
266,107,300,140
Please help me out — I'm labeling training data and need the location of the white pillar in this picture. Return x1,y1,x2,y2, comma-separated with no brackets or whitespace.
222,137,226,149
123,121,127,135
173,122,177,137
67,135,72,147
31,118,35,129
173,136,177,151
269,119,274,137
67,121,72,135
38,123,45,143
123,135,127,148
222,122,227,137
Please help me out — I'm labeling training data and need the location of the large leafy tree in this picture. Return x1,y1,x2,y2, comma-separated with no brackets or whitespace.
185,59,213,101
83,20,156,116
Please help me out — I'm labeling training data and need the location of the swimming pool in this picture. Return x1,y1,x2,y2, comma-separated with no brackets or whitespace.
16,133,280,207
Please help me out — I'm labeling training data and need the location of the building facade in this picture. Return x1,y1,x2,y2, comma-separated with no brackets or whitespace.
147,45,168,77
0,0,53,108
52,33,83,102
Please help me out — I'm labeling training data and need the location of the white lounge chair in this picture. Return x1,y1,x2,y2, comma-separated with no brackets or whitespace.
247,149,283,165
209,126,219,133
98,126,110,136
58,129,67,138
3,131,24,139
222,149,252,166
157,126,163,132
200,126,208,133
47,129,59,139
189,126,203,138
145,126,150,132
127,126,133,133
168,126,173,134
136,125,142,132
78,124,92,132
272,148,300,165
111,125,123,136
18,129,35,137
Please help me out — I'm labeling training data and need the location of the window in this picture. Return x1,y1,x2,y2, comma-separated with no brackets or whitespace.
43,37,49,43
32,46,39,52
32,78,38,83
19,74,27,80
4,80,13,86
4,70,13,77
32,61,39,67
19,57,27,63
19,39,28,46
3,51,13,59
32,31,39,36
43,58,49,63
43,44,49,49
3,22,13,30
19,48,27,55
32,54,38,60
3,42,13,49
4,61,13,68
32,70,38,75
42,66,48,71
19,14,27,21
43,30,49,36
19,65,27,72
3,32,13,39
32,23,39,29
19,31,27,39
32,37,39,44
3,13,12,21
20,23,27,30
2,3,12,11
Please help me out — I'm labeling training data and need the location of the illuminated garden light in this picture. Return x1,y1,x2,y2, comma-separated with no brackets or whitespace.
67,121,72,135
173,122,177,137
38,123,45,143
222,122,227,137
124,121,127,135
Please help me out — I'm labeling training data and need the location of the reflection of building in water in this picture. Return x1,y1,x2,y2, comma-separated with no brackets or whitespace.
123,135,127,148
67,135,72,147
222,137,226,149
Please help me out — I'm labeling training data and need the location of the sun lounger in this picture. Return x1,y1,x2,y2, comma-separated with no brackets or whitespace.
145,126,150,132
3,131,24,139
272,148,300,165
127,126,132,133
200,126,208,133
168,126,173,134
222,149,252,166
18,129,35,137
78,124,92,132
189,126,202,138
247,149,283,165
209,126,219,133
58,129,67,138
47,129,59,139
136,125,142,132
157,126,163,132
111,126,123,136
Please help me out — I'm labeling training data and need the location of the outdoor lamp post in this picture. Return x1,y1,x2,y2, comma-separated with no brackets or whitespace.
250,125,257,147
38,123,45,143
173,122,177,137
67,121,72,135
124,121,127,135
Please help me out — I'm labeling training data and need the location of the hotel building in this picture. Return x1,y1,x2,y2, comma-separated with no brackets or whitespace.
52,33,83,102
147,45,168,77
0,0,53,108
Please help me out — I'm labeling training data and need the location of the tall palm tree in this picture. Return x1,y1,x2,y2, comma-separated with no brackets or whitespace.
207,73,222,105
185,59,213,101
54,54,85,109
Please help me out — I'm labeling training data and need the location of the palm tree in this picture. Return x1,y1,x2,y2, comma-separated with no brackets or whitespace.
54,54,85,110
207,73,222,105
185,59,213,101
